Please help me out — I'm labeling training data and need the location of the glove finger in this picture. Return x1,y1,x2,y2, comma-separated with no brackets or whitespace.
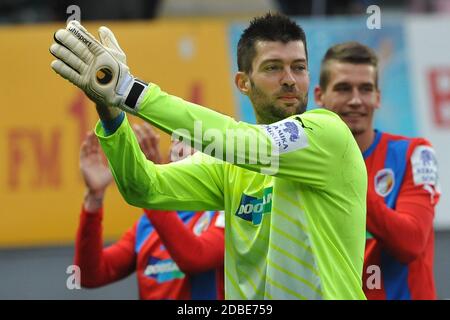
51,59,82,87
66,20,106,57
69,20,97,41
54,29,93,65
98,26,127,64
50,43,87,74
98,26,124,53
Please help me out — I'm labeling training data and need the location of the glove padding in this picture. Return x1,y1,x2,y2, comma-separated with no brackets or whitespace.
50,21,148,113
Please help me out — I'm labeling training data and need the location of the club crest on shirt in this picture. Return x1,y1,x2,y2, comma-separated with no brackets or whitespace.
193,211,212,236
214,211,225,228
374,168,395,197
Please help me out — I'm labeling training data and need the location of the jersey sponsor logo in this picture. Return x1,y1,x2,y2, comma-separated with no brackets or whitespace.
411,146,439,187
374,168,395,197
262,118,308,154
193,211,212,236
144,257,185,283
235,187,272,225
283,121,300,142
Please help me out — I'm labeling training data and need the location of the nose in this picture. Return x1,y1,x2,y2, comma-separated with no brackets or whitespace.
280,67,296,87
348,88,362,107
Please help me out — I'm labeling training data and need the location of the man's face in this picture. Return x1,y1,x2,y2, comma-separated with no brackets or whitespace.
236,40,309,124
315,61,380,136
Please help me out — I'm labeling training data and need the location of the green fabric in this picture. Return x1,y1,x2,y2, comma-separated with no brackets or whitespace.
96,84,367,299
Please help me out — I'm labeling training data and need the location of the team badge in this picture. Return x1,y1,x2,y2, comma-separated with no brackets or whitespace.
374,168,395,197
193,212,212,236
214,211,225,228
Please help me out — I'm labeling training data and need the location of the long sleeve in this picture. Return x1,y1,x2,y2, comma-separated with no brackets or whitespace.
144,209,224,274
96,115,225,211
96,84,363,210
74,206,137,287
366,144,439,264
133,84,354,186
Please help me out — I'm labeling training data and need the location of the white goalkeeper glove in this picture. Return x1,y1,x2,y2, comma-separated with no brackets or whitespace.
50,21,148,113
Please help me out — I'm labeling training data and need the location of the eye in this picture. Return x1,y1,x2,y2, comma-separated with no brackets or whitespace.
334,85,351,92
264,65,281,72
292,65,306,72
360,85,375,92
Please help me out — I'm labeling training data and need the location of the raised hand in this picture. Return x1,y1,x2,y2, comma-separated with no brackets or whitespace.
133,123,163,164
80,132,114,197
50,21,148,113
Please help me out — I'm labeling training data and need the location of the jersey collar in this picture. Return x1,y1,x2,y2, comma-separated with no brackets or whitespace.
362,129,382,159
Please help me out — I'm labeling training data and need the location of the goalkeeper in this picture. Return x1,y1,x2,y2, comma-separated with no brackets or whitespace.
50,13,367,299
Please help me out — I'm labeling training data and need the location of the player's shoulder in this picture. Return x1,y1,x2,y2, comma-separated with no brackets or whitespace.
290,108,354,148
381,131,432,146
286,108,349,132
299,108,343,123
380,131,434,154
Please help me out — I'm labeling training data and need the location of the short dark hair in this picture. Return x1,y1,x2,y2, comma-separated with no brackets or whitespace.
319,41,379,90
237,12,308,73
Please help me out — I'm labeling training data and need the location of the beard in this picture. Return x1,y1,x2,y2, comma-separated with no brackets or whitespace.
249,79,308,124
349,126,366,136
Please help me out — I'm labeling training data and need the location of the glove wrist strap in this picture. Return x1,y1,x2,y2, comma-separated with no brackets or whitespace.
121,78,149,112
125,79,148,109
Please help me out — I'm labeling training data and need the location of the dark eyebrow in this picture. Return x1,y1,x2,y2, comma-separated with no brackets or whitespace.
261,58,307,64
333,81,351,87
333,81,375,88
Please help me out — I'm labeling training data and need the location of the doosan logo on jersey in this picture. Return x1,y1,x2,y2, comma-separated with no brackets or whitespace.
235,187,273,225
237,194,272,215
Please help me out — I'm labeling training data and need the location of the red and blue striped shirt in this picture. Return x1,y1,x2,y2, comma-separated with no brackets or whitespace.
362,130,440,299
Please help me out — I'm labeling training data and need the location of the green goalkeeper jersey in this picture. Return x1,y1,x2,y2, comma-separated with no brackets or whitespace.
96,84,367,300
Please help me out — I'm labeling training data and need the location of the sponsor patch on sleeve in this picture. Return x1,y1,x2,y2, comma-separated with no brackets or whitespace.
411,145,439,187
261,118,309,154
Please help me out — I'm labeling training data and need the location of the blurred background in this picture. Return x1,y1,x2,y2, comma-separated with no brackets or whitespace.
1,0,449,299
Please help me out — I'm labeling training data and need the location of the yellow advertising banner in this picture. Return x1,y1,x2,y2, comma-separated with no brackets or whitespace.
0,19,236,247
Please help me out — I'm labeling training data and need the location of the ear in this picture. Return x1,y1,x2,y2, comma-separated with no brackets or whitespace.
374,88,381,109
235,72,250,95
314,85,324,107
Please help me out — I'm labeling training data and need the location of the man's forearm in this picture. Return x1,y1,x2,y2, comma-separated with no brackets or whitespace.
96,103,122,121
96,103,125,135
83,190,105,213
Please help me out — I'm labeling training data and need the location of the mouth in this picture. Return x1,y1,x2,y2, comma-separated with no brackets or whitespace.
340,111,367,118
278,96,299,102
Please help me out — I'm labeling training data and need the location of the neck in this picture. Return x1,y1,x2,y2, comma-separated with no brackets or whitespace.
255,115,271,125
354,128,376,153
255,112,281,125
